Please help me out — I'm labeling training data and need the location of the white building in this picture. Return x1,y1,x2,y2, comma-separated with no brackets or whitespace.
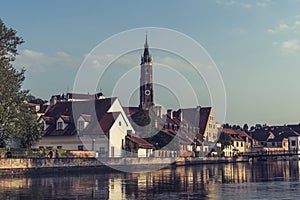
35,97,153,158
288,136,300,155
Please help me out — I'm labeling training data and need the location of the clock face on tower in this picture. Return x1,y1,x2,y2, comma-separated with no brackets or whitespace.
145,90,151,96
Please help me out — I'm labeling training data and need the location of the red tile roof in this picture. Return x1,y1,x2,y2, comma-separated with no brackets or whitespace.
60,115,72,123
126,134,154,149
123,107,140,116
43,98,116,137
42,116,55,124
83,112,120,134
81,114,91,122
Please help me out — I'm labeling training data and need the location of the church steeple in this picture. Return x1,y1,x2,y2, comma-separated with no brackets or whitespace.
139,35,154,110
141,34,151,64
144,34,149,49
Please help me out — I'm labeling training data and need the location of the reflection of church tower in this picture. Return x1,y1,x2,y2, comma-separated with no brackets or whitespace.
139,35,154,110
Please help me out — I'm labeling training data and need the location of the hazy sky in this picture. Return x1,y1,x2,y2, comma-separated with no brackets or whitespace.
1,0,300,126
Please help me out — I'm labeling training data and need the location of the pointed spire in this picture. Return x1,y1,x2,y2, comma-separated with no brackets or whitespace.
141,33,151,64
144,33,149,48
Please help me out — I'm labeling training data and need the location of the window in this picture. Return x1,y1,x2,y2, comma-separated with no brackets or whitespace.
78,145,84,150
241,142,243,147
119,121,122,126
292,140,296,146
57,122,63,130
236,142,239,147
78,121,85,131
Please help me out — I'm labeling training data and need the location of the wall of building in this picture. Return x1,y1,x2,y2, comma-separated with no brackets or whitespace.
204,110,219,143
33,135,83,150
137,148,153,157
108,114,128,157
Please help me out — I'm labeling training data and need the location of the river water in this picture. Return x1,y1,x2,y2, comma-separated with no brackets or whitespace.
1,160,300,199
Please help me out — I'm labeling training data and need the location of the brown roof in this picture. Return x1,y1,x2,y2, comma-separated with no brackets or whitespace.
199,107,211,134
42,116,54,124
29,98,48,105
81,114,91,122
38,105,51,114
126,134,154,149
173,107,211,135
44,123,77,136
81,112,119,134
60,115,72,123
222,128,238,135
231,137,244,142
43,98,116,137
173,107,201,128
123,107,139,116
222,128,247,142
251,129,272,142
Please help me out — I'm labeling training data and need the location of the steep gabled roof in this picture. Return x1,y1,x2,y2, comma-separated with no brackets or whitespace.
43,98,117,137
222,128,237,135
287,124,300,134
41,116,55,124
174,107,201,128
199,107,211,135
45,98,116,120
173,107,211,135
123,107,139,116
251,129,273,142
44,123,77,136
60,115,72,123
80,114,92,122
270,126,300,141
38,105,51,114
126,134,154,149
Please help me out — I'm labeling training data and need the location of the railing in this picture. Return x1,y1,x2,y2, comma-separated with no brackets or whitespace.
242,149,300,158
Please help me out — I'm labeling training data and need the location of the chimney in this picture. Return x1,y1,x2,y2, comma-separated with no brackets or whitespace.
167,109,173,119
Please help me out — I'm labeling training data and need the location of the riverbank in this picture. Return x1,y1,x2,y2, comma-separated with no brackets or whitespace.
0,156,249,175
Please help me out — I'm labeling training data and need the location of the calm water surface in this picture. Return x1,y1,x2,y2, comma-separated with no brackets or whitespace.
1,160,300,199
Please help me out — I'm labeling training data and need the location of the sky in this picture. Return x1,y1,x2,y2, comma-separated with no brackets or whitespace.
1,0,300,126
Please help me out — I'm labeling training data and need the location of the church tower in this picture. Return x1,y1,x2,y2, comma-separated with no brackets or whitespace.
139,35,154,110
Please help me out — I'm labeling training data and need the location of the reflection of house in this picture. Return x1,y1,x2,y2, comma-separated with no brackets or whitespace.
35,97,152,158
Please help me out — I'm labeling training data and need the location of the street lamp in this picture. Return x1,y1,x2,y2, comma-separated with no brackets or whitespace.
92,139,95,151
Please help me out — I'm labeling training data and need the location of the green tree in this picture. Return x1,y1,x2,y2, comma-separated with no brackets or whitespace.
243,123,249,132
0,19,44,148
218,132,232,150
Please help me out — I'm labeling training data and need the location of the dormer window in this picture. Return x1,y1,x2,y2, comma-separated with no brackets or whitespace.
78,121,85,131
57,122,63,130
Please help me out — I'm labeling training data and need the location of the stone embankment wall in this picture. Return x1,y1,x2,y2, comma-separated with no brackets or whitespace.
0,157,248,175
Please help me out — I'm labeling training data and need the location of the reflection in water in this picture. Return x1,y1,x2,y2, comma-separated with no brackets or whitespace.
1,161,300,199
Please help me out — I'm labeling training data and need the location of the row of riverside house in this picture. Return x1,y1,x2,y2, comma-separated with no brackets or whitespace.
221,125,300,157
27,93,221,158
